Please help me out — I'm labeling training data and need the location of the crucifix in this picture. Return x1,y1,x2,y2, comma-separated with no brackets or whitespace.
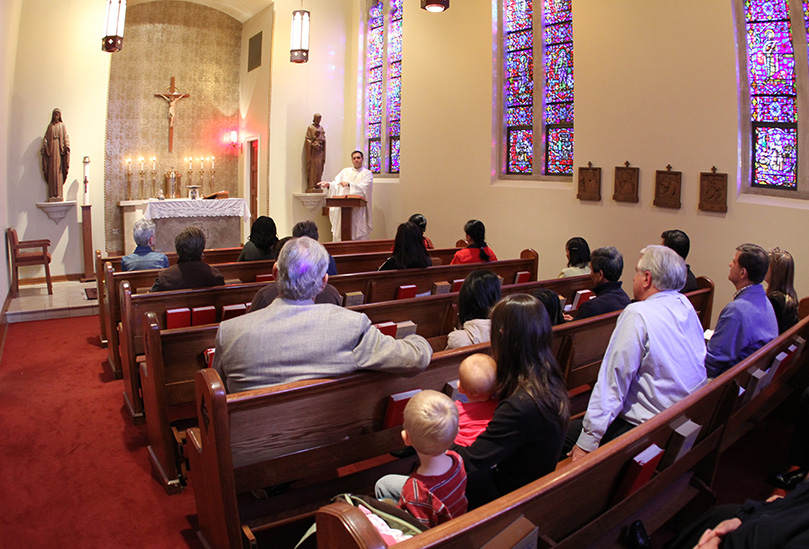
155,77,189,152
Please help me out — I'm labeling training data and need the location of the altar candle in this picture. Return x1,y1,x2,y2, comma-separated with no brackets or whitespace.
152,157,156,171
188,157,192,171
211,156,215,170
139,157,144,172
83,157,90,179
199,157,204,171
127,158,131,173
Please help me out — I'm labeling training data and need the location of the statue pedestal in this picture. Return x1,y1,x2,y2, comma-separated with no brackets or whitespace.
36,200,76,224
293,192,325,211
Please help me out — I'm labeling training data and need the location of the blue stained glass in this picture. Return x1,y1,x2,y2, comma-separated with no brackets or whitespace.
388,19,402,62
389,138,400,173
389,62,402,79
543,0,571,25
506,29,533,51
369,67,383,83
369,2,384,28
368,26,384,68
387,77,401,122
390,0,403,18
508,128,533,174
545,102,573,124
388,120,400,136
505,0,532,32
751,95,796,122
546,127,573,175
505,49,533,79
368,82,382,125
747,22,796,97
544,43,574,103
753,126,797,188
369,140,382,174
506,77,534,107
745,0,789,21
507,106,533,126
367,123,381,139
544,22,573,44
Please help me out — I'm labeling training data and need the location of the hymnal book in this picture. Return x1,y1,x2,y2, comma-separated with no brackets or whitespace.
443,380,468,403
383,389,422,428
203,348,216,368
514,271,531,284
611,443,664,504
166,308,191,329
762,351,789,389
431,281,451,295
373,321,398,338
343,291,365,307
481,516,539,549
451,279,465,292
395,321,417,339
221,303,247,321
396,285,417,300
191,305,216,326
773,342,800,381
255,273,274,283
660,418,702,469
571,289,594,310
743,367,768,404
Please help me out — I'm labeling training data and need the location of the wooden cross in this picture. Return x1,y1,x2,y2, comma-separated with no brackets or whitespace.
155,77,189,152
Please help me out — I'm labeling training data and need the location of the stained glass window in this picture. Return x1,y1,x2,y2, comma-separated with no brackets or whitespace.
743,0,798,189
365,0,402,175
503,0,573,176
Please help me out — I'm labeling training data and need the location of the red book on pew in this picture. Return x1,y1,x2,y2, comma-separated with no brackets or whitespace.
611,443,663,504
255,273,274,283
203,348,216,368
373,321,398,338
221,303,247,321
451,279,465,292
192,305,216,326
166,308,191,329
396,285,417,300
571,289,594,310
383,389,422,428
514,271,530,284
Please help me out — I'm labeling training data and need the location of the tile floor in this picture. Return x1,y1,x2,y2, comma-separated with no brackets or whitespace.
5,280,99,323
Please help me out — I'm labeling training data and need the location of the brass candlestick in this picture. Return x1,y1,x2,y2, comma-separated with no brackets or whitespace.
139,168,145,200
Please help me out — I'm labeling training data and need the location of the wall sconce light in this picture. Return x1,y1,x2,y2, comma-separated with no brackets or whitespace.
102,0,127,52
229,131,242,150
421,0,449,12
290,10,310,63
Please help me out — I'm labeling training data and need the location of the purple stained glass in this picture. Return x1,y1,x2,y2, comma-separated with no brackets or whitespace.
369,139,382,174
506,29,533,51
744,0,789,21
388,120,400,137
544,43,574,103
505,49,533,79
389,138,400,173
507,106,533,126
367,123,381,140
505,0,533,33
543,0,571,25
546,127,573,175
544,21,573,44
387,77,401,123
751,95,796,122
389,60,402,79
368,82,382,125
545,102,573,124
369,67,383,83
508,128,533,174
753,126,797,188
805,1,809,33
390,0,403,18
369,2,384,28
746,22,796,97
506,77,534,108
388,19,402,62
368,26,384,68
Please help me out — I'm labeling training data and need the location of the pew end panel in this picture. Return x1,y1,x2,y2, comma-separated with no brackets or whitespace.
95,250,107,345
691,277,715,331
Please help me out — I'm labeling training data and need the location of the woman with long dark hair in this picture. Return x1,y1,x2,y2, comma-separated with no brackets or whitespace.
237,216,279,261
766,247,799,334
446,270,501,349
558,236,591,278
452,294,570,508
451,219,498,265
378,222,432,270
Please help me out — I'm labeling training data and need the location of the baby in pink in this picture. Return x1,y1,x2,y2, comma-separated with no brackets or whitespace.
454,353,499,446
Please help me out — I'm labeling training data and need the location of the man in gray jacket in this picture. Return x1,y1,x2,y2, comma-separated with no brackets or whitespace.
213,236,432,393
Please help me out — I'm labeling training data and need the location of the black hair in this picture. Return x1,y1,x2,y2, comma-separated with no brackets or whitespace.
589,247,624,282
408,213,427,234
532,288,565,326
464,219,491,262
249,216,279,253
736,243,770,284
458,270,501,324
661,229,690,261
566,237,590,268
390,222,431,269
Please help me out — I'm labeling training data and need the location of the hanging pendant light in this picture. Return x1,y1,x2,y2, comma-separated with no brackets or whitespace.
421,0,449,12
290,9,310,63
102,0,127,52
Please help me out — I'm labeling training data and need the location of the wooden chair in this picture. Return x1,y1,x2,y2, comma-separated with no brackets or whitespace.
7,228,52,298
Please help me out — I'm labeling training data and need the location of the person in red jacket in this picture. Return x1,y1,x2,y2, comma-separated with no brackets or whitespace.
451,219,497,265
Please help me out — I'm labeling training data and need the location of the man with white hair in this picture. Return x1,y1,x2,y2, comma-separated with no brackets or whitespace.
213,237,432,393
121,218,169,271
567,245,707,461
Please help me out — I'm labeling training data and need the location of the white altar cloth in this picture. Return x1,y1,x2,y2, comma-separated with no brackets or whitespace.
143,198,250,220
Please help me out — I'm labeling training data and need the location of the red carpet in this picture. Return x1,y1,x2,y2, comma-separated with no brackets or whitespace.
0,316,198,548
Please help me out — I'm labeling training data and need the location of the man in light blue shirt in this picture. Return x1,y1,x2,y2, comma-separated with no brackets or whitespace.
567,245,707,461
121,219,169,271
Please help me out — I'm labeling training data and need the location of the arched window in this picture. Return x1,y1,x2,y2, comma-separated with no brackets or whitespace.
738,0,809,198
365,0,402,175
502,0,573,177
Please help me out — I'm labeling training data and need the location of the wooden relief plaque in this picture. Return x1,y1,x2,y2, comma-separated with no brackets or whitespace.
577,163,601,201
699,167,728,213
614,162,639,203
654,166,681,209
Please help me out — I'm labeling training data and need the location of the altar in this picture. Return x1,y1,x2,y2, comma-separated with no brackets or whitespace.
140,198,250,253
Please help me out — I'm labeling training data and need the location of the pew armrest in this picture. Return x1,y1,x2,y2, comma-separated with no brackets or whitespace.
316,502,387,549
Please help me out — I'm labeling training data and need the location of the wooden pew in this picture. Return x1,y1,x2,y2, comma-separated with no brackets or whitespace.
314,315,809,549
96,240,398,344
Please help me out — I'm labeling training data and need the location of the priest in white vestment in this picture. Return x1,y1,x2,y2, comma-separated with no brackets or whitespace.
320,150,373,241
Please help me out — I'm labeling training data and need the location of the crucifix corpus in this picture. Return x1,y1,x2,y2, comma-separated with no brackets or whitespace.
155,77,189,152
